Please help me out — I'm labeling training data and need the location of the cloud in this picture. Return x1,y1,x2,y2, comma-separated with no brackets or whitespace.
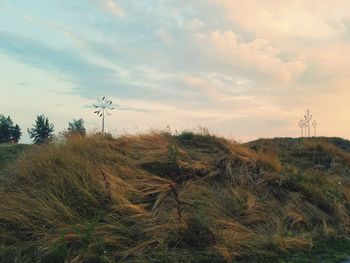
0,31,211,104
188,18,204,30
0,31,142,98
2,0,350,140
156,28,174,46
212,0,350,41
181,72,254,103
24,15,88,49
196,30,306,84
100,0,125,16
84,103,153,112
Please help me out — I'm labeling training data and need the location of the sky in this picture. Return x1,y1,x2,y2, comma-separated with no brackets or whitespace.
1,0,350,143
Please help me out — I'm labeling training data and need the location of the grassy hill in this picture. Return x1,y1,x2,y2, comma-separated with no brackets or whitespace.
0,143,30,179
0,133,349,262
247,137,350,175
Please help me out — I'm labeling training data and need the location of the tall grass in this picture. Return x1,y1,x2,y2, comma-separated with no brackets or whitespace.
0,132,349,262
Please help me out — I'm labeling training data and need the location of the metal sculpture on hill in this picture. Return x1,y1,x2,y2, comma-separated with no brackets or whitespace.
298,110,318,138
93,96,114,135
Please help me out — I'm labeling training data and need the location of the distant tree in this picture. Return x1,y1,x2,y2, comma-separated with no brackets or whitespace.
28,115,54,144
67,118,86,136
11,124,22,143
0,115,22,143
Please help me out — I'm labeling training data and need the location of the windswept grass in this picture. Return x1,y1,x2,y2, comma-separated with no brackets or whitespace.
0,143,30,179
0,132,349,262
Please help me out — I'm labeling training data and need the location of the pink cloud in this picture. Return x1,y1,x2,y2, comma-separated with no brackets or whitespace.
212,0,350,40
196,31,306,84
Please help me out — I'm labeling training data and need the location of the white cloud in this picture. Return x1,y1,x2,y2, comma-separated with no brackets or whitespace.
196,30,306,84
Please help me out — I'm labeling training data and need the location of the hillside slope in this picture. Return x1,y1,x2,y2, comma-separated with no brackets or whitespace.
0,143,30,179
0,133,349,262
247,137,350,175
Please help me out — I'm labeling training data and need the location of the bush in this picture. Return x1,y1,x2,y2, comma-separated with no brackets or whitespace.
0,115,21,143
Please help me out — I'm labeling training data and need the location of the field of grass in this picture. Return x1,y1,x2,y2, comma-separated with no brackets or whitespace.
0,132,349,262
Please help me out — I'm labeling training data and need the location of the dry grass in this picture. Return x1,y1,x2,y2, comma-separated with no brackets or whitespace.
0,131,349,262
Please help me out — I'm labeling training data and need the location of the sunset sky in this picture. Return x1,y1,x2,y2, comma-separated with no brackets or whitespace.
1,1,350,143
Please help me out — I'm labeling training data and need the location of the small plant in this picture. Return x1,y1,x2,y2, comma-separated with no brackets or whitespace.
167,139,185,229
100,169,111,203
167,141,179,173
49,214,107,262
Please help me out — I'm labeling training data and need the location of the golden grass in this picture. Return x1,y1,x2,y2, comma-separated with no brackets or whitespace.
0,132,349,262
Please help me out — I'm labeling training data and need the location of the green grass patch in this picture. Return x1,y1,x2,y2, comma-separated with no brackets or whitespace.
282,239,350,263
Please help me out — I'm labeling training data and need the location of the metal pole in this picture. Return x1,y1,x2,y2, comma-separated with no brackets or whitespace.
304,110,312,138
299,120,304,138
312,121,317,137
314,125,316,137
102,108,105,135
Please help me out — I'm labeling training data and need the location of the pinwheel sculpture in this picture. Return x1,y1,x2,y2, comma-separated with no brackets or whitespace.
298,110,318,138
93,96,114,135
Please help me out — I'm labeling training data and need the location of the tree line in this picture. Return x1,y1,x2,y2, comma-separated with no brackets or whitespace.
0,114,86,144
